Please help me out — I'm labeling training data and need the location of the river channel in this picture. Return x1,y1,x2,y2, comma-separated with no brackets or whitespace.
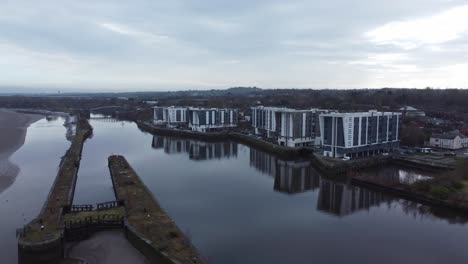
3,115,468,263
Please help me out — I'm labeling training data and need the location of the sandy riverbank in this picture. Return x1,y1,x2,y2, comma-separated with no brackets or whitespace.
0,109,43,193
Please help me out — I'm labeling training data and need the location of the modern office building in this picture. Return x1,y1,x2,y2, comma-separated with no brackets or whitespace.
251,106,329,147
153,106,188,125
187,108,238,132
320,111,401,158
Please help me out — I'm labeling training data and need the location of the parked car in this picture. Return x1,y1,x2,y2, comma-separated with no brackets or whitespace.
342,156,350,161
444,152,456,156
382,152,390,156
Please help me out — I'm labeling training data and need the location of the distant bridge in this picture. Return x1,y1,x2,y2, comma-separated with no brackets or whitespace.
90,117,120,123
90,106,127,111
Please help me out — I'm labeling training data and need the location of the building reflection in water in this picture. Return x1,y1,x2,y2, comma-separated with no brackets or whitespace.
250,148,394,217
152,135,237,161
151,137,465,222
273,160,321,194
317,179,393,217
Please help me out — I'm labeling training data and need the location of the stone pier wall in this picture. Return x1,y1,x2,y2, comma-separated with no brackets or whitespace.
18,117,93,264
108,155,205,264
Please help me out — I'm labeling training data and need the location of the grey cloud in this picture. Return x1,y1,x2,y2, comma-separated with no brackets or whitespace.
0,0,467,90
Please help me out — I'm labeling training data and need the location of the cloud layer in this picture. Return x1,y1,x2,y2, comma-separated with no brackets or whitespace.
1,0,467,91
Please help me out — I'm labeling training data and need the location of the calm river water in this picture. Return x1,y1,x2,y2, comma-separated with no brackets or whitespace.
0,117,71,264
3,115,468,263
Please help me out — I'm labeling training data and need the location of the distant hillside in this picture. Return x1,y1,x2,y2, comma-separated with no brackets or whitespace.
224,87,262,94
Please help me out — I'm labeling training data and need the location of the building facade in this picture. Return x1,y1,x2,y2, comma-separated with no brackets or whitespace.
429,131,468,150
188,108,238,132
320,111,401,158
251,106,328,147
153,106,238,132
153,106,188,124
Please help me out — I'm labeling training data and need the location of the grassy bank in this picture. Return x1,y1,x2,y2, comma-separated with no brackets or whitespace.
409,158,468,203
353,157,468,213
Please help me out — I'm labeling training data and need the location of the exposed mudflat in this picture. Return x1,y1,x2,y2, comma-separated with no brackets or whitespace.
0,109,42,193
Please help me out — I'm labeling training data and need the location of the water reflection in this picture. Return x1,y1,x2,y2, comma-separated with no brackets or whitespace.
250,148,320,194
148,135,468,224
0,117,71,263
273,160,321,194
317,179,393,217
67,124,468,263
64,115,77,141
152,135,237,161
250,148,393,216
358,165,434,186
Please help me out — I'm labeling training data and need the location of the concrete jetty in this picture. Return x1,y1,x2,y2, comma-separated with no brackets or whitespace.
108,155,205,264
17,118,93,264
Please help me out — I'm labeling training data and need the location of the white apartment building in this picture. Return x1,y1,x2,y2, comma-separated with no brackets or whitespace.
320,111,401,158
153,106,188,125
153,106,238,132
251,106,329,147
187,108,238,132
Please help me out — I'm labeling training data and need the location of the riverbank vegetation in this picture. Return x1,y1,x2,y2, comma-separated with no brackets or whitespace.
410,158,468,203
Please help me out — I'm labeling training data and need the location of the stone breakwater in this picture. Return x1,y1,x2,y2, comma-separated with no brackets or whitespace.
17,118,93,264
108,155,205,264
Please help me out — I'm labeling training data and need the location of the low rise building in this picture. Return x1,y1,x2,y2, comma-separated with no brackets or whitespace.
320,111,401,158
399,106,426,117
251,106,330,147
429,130,468,150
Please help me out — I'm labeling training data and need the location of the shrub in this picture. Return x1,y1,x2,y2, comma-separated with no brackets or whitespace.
430,186,450,200
452,181,465,190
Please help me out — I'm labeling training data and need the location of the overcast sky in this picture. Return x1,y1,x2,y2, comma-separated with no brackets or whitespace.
1,0,468,92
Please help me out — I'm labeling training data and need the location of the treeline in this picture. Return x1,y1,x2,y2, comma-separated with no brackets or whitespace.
0,96,143,112
2,88,468,117
252,88,468,112
154,88,468,115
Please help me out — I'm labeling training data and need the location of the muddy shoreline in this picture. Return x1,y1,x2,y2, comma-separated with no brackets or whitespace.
0,109,43,193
